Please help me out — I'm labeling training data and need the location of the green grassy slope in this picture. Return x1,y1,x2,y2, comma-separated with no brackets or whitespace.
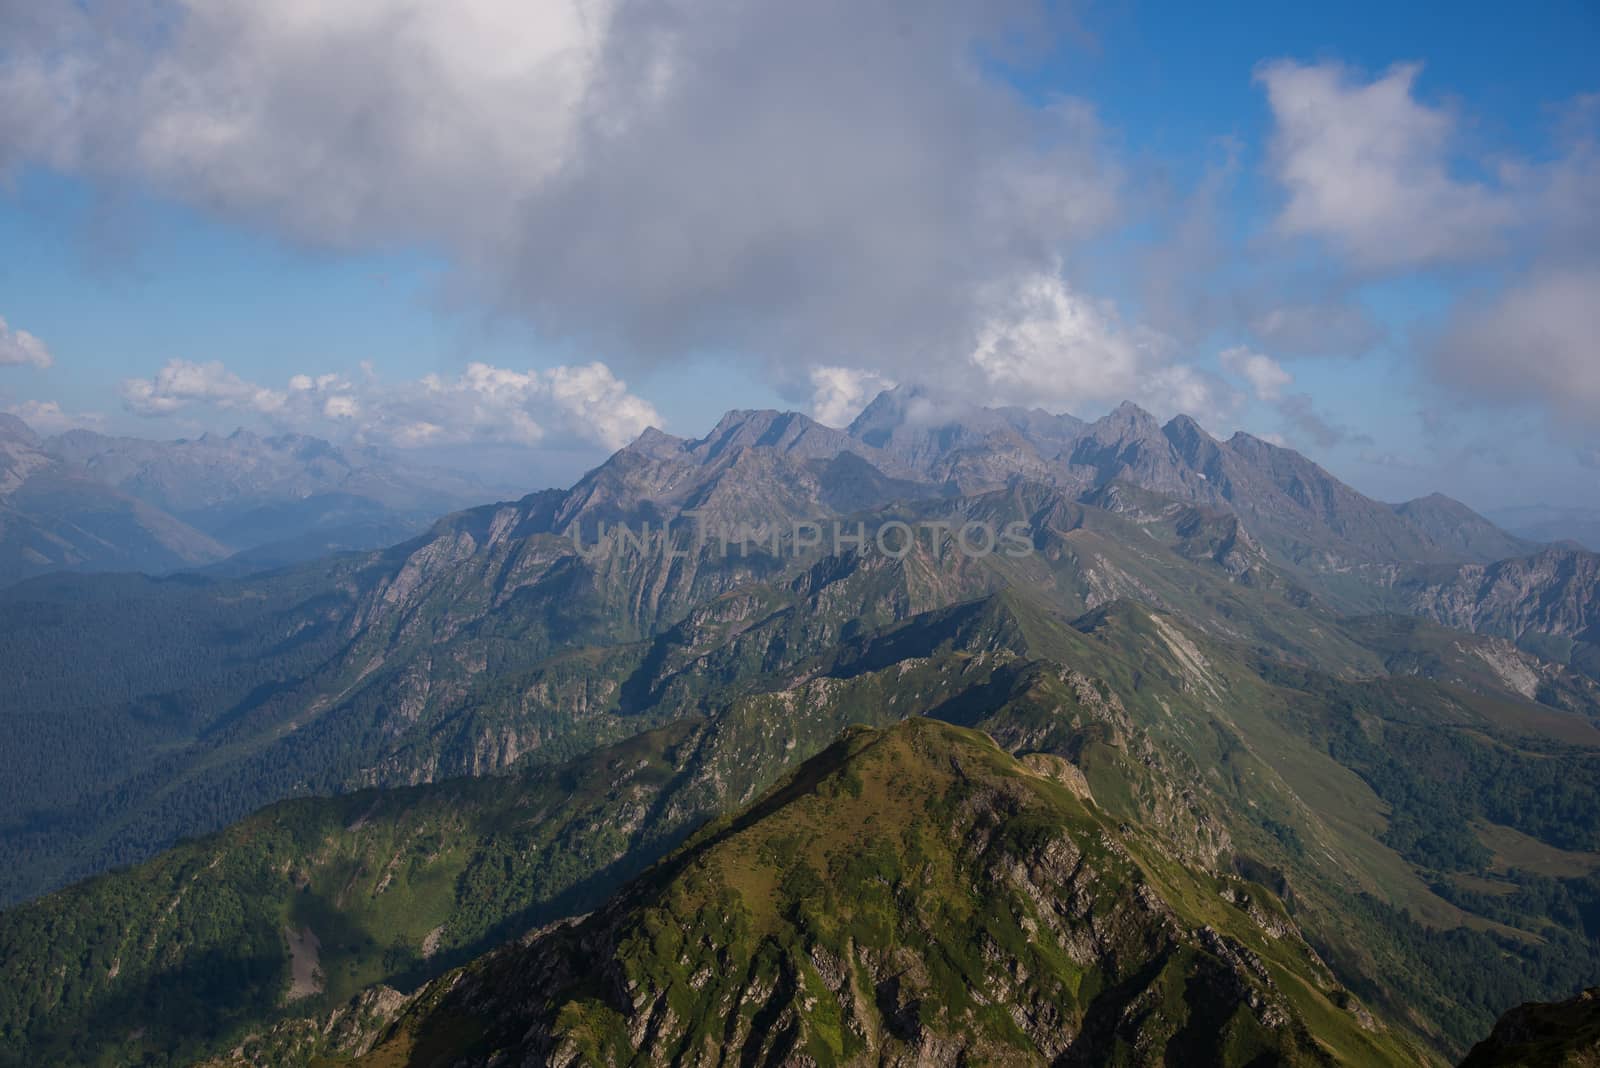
321,720,1429,1067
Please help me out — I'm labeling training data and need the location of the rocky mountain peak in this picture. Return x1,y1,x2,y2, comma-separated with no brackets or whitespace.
1163,413,1224,469
696,407,853,461
621,425,688,458
540,393,1537,576
1091,399,1162,440
1162,412,1213,445
1224,429,1282,457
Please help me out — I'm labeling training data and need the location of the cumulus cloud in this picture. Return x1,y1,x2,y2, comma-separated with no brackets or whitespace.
120,359,286,416
1429,267,1600,430
1219,347,1291,402
1257,61,1600,444
0,0,1120,385
0,316,53,368
120,359,660,450
967,273,1240,425
1257,60,1518,269
15,6,1586,459
539,363,664,449
809,367,896,428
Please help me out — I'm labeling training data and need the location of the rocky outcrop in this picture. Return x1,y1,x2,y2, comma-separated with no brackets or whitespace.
1459,987,1600,1068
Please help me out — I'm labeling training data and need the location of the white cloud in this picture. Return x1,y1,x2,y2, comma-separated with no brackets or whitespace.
966,273,1240,425
0,316,53,368
1255,60,1600,444
1219,346,1292,402
809,366,896,427
544,363,664,449
120,359,286,416
0,0,1120,381
119,358,660,450
3,399,103,433
1430,267,1600,430
1257,60,1517,269
321,393,361,420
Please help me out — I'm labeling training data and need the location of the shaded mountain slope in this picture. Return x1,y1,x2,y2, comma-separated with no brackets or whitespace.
1390,546,1600,689
1459,987,1600,1068
1,594,1234,1067
1392,494,1540,565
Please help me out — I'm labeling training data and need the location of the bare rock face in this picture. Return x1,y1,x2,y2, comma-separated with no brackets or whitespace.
1399,548,1600,643
196,985,412,1068
1020,751,1093,800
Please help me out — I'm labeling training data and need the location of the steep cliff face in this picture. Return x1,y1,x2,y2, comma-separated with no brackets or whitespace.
1398,548,1600,644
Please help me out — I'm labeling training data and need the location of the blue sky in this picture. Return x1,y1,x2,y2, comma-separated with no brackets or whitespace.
0,0,1595,508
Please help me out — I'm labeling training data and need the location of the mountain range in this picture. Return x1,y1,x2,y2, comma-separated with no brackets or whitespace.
0,386,1596,1067
0,415,505,586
